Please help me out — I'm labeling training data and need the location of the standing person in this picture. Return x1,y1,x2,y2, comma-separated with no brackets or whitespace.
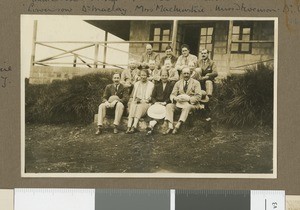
148,59,161,84
164,67,203,134
160,45,177,67
146,70,174,135
197,49,218,97
126,69,154,134
175,44,198,75
163,59,179,84
140,43,160,69
96,73,129,135
120,59,140,88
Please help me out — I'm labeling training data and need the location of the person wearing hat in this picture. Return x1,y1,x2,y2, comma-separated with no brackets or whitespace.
160,45,177,68
120,59,141,89
164,67,204,135
146,70,174,135
175,44,198,75
197,49,218,97
96,73,129,135
140,43,160,69
126,69,155,134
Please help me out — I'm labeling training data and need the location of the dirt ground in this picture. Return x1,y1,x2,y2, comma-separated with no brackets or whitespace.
25,120,273,174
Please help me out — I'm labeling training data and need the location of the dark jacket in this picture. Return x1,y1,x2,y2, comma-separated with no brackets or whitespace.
151,81,174,104
102,83,129,105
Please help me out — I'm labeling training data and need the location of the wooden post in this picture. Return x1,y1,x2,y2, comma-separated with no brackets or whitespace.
226,20,233,75
73,55,77,67
94,43,99,68
31,20,38,67
172,20,178,54
103,31,108,68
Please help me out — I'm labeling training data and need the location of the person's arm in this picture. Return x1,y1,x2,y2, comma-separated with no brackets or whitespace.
102,85,110,103
170,82,179,103
175,56,183,71
151,85,158,104
155,53,161,69
206,61,218,80
190,81,202,104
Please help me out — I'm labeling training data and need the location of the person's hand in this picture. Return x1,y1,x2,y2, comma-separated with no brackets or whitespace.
160,102,167,106
105,101,110,108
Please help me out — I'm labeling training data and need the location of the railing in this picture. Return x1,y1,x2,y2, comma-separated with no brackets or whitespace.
32,41,172,69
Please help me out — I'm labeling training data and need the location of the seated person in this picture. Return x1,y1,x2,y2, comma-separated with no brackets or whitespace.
140,43,160,69
146,70,174,135
196,49,218,97
160,45,177,68
189,62,201,81
163,59,179,84
96,73,129,135
164,67,203,135
148,59,161,84
175,44,198,75
126,69,154,134
120,59,141,88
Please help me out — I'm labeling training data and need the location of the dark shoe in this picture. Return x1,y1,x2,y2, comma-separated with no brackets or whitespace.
129,127,137,134
172,128,179,134
146,129,153,136
163,128,173,135
113,127,118,134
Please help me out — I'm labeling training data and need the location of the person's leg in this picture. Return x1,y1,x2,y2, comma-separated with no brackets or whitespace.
164,103,176,134
205,80,213,96
173,104,193,133
96,103,106,135
113,102,124,133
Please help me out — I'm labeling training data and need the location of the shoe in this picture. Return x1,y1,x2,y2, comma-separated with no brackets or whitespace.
172,128,179,134
95,129,102,135
146,129,153,136
125,128,131,134
163,128,173,135
129,127,137,134
113,127,118,134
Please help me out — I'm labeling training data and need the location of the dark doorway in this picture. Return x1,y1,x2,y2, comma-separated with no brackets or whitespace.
182,26,200,57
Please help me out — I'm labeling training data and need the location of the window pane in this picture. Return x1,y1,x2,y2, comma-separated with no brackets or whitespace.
207,36,212,43
233,26,240,34
201,28,207,35
154,28,161,35
207,27,213,35
162,43,168,51
231,43,239,51
207,44,213,51
243,28,251,34
162,35,169,41
242,35,250,41
232,34,240,41
154,36,160,41
241,43,250,52
200,36,206,43
199,44,206,51
163,29,170,35
153,43,159,51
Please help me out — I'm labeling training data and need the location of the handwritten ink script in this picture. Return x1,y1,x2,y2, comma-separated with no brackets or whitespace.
0,63,12,88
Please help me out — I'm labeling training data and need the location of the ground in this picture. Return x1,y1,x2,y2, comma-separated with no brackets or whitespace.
25,120,273,174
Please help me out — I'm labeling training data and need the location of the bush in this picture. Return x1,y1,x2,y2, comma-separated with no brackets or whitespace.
211,64,274,127
25,73,112,124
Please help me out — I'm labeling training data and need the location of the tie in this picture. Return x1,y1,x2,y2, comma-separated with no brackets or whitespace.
184,81,188,93
115,85,118,94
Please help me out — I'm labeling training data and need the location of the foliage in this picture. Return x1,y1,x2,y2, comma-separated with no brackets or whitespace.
211,64,274,127
25,73,112,124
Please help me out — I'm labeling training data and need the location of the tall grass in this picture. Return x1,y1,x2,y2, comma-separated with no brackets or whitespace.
25,73,112,124
212,64,274,127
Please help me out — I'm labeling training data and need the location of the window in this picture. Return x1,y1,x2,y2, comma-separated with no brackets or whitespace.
150,24,172,52
198,26,214,58
231,23,253,53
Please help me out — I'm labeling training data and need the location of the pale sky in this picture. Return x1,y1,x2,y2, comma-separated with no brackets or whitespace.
21,15,129,78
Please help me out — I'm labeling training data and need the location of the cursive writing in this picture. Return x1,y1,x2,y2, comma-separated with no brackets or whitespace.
82,0,127,15
1,76,8,88
215,3,277,13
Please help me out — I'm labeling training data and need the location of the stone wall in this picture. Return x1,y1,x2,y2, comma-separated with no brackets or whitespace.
29,66,122,84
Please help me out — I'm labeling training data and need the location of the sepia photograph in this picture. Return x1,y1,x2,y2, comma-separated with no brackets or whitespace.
21,15,277,178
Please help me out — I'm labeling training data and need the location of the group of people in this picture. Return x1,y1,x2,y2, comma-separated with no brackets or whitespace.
95,43,218,135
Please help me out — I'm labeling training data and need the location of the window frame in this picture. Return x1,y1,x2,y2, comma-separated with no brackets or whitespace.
149,24,172,53
231,22,253,54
